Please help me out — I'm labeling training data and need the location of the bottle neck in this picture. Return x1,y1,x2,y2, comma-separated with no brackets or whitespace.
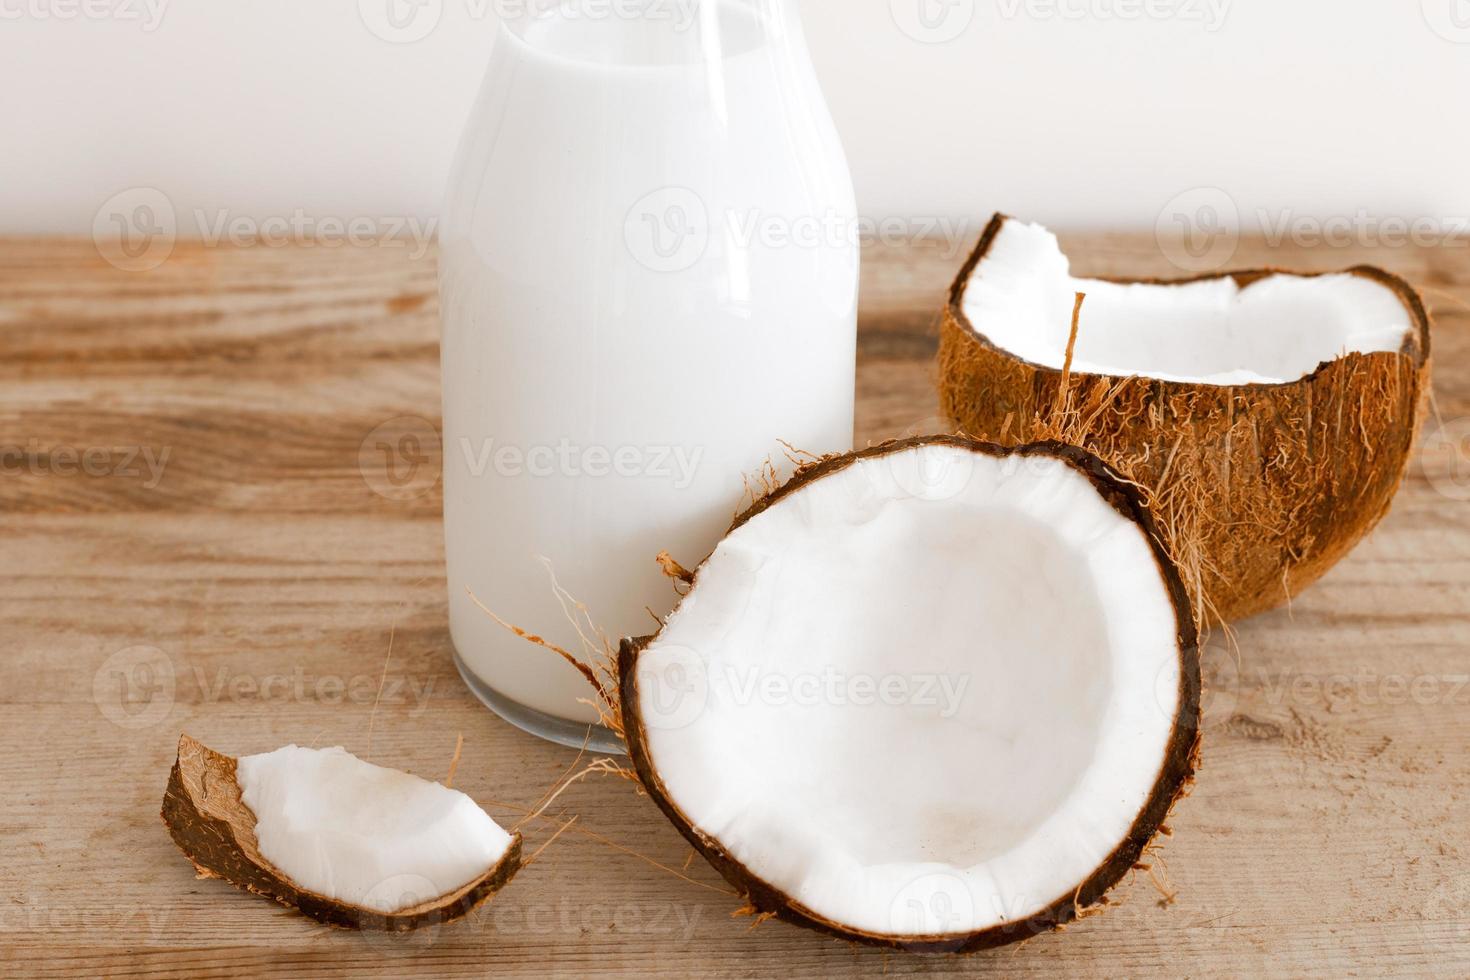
501,0,803,68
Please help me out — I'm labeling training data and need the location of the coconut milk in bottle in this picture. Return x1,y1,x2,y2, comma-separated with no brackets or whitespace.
439,0,858,749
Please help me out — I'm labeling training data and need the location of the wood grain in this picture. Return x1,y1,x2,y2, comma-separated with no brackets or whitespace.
2,233,1468,979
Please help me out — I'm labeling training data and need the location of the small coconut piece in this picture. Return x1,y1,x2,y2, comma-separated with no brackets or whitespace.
939,214,1432,623
618,437,1200,952
161,734,521,930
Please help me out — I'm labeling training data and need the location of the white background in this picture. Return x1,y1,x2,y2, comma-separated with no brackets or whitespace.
2,0,1468,235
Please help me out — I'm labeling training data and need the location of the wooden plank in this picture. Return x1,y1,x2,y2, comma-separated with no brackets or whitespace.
1,234,1467,978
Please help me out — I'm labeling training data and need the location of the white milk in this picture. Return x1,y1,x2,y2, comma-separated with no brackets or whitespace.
439,1,858,741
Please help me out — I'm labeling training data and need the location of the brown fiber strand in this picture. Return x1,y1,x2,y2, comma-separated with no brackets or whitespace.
656,550,695,587
512,732,592,835
444,733,464,789
365,577,429,762
466,588,612,708
364,605,399,763
1053,291,1086,418
525,815,578,868
530,760,637,830
538,557,621,703
481,798,738,898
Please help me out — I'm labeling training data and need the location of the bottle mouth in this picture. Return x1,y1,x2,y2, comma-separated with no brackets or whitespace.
505,0,776,69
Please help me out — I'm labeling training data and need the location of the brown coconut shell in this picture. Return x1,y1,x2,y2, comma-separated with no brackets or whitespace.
618,437,1201,953
939,214,1432,625
160,734,522,931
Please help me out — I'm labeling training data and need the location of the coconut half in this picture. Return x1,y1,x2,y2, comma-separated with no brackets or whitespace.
618,438,1200,952
161,735,521,930
940,214,1431,622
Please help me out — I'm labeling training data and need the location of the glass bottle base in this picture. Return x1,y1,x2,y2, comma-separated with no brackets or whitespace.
451,648,624,755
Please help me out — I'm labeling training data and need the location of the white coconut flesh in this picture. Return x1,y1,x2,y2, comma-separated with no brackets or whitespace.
235,745,514,914
634,444,1186,938
964,219,1414,385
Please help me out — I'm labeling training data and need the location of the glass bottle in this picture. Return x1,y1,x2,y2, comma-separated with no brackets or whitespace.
439,0,858,750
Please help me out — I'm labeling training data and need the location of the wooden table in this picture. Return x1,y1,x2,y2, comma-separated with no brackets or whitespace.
2,232,1467,978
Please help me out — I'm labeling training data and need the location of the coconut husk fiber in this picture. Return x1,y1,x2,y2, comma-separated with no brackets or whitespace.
938,214,1432,625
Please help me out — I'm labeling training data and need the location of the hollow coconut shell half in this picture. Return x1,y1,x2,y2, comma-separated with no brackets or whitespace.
618,437,1201,953
161,734,522,931
939,214,1432,624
